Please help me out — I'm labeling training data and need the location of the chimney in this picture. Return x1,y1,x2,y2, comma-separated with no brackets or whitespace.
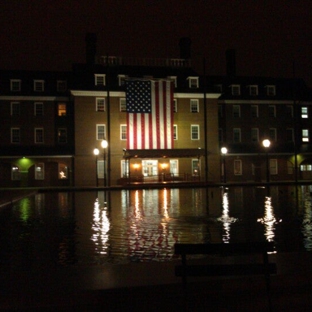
179,37,191,59
85,33,97,65
226,49,236,76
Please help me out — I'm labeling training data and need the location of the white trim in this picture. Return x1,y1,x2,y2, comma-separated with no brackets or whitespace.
219,99,295,105
0,155,73,159
174,93,220,99
70,90,221,99
0,96,69,101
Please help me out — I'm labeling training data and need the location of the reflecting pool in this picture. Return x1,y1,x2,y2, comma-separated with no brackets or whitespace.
0,185,312,267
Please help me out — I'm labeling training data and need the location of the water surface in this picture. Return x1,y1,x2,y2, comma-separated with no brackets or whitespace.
0,185,311,267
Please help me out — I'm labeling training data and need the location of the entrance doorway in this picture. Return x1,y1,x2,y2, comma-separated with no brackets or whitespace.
142,160,158,181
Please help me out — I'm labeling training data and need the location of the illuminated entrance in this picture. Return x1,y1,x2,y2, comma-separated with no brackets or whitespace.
142,160,158,180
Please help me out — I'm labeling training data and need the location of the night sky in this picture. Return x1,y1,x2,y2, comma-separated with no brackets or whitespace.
1,0,312,86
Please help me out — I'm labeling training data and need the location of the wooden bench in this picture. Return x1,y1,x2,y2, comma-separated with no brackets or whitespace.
174,242,277,309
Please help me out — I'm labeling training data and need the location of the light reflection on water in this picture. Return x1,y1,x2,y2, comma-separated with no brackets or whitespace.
0,185,312,267
217,188,238,243
257,196,282,242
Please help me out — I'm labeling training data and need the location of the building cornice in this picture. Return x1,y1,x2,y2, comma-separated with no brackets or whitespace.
0,96,69,101
219,99,295,104
71,90,220,99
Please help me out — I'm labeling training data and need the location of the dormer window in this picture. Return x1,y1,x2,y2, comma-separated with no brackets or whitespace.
95,74,106,86
57,80,67,92
188,77,199,88
118,75,128,86
214,84,222,93
167,76,177,87
34,80,44,92
266,85,276,96
249,85,258,96
10,79,21,92
231,85,240,95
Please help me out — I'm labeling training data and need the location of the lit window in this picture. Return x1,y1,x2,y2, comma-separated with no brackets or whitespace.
57,80,67,92
120,98,127,112
300,165,306,171
10,79,21,91
170,159,179,177
96,98,105,112
191,125,199,140
190,99,199,113
34,102,44,116
300,164,312,172
121,160,129,178
11,128,20,143
35,128,44,143
58,163,68,179
58,128,67,143
35,163,44,180
95,74,106,86
192,159,200,176
11,165,20,180
301,107,308,118
11,102,20,116
34,80,44,92
302,129,309,142
96,124,106,140
120,125,127,140
58,103,67,116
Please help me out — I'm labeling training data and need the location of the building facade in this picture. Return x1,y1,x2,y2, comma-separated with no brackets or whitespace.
213,76,312,183
0,70,74,187
71,56,220,186
1,36,312,187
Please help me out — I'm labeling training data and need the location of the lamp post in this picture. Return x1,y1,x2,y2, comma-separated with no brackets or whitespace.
221,147,228,183
101,139,108,187
262,139,271,183
93,148,99,187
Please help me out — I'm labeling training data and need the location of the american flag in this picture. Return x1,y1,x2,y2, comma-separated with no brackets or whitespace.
126,79,174,149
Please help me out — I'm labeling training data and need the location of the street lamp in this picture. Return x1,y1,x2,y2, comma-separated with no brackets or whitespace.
262,139,271,183
101,139,108,187
93,148,99,187
221,147,228,183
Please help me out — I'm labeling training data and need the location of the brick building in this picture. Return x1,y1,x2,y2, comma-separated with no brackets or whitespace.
1,35,312,187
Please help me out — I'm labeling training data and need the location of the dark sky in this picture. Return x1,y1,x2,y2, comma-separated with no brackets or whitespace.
1,0,312,85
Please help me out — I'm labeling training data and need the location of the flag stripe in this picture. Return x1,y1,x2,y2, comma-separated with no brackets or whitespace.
126,79,173,150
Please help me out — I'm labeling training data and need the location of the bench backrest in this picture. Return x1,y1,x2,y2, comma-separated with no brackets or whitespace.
174,242,275,256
